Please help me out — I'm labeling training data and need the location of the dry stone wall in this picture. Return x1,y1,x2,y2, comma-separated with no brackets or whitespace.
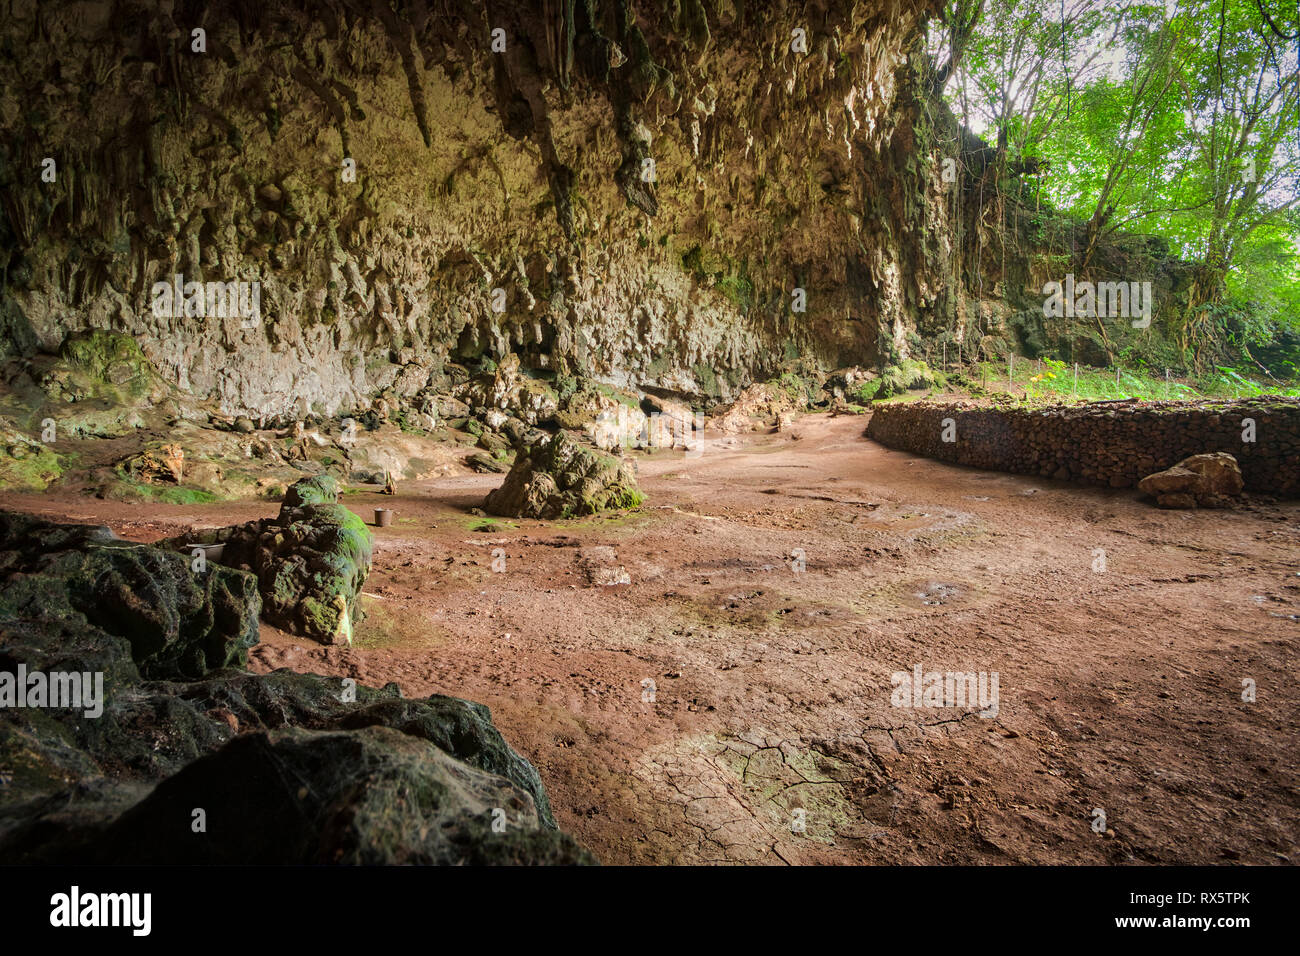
865,398,1300,496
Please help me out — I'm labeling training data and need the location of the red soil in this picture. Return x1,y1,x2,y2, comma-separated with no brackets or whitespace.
9,413,1298,864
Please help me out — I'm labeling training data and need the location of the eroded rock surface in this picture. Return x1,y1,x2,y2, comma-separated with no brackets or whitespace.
485,430,642,519
0,0,964,420
0,513,590,864
163,475,373,644
1138,452,1244,508
0,511,260,682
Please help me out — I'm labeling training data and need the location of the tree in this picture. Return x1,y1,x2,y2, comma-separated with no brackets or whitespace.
933,0,1300,368
1173,0,1300,361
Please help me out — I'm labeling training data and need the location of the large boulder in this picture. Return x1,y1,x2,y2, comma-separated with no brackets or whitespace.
281,473,341,507
484,430,643,519
0,511,260,681
1138,452,1244,508
587,401,650,451
0,514,592,864
553,379,647,449
115,442,185,483
709,377,809,434
84,726,583,865
580,391,695,452
163,475,372,645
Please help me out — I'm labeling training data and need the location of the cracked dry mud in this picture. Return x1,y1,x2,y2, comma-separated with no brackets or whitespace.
9,414,1298,865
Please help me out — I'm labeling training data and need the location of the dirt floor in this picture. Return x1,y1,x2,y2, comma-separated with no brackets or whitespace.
7,413,1298,864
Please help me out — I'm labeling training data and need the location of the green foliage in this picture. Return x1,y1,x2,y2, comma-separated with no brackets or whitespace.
847,379,882,404
715,274,754,313
876,360,945,399
972,358,1298,402
934,0,1300,362
681,244,709,280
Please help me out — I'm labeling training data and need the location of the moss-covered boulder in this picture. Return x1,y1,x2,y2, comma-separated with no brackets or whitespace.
282,472,340,507
83,723,588,864
51,330,162,403
0,511,261,682
0,514,592,864
163,475,371,645
554,379,641,430
0,421,62,492
484,430,643,519
28,330,180,439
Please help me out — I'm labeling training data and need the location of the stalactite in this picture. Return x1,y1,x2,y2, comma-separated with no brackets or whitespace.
371,0,433,149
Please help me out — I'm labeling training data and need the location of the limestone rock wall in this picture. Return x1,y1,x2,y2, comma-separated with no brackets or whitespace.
0,0,951,417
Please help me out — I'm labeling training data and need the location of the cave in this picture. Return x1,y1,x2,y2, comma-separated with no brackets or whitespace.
1,0,1298,903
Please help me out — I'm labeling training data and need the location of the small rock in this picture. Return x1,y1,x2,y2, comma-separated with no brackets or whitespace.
1139,452,1243,508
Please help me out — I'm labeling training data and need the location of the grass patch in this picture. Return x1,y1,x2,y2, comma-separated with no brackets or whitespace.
966,357,1300,404
847,379,882,404
110,479,220,504
593,383,642,410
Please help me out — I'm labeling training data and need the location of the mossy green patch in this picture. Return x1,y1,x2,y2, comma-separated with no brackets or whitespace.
566,484,644,518
51,330,159,405
715,274,754,314
105,478,219,504
848,379,882,403
593,383,641,410
767,371,812,406
692,362,719,396
876,359,945,399
154,486,219,504
0,444,62,491
283,473,340,506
